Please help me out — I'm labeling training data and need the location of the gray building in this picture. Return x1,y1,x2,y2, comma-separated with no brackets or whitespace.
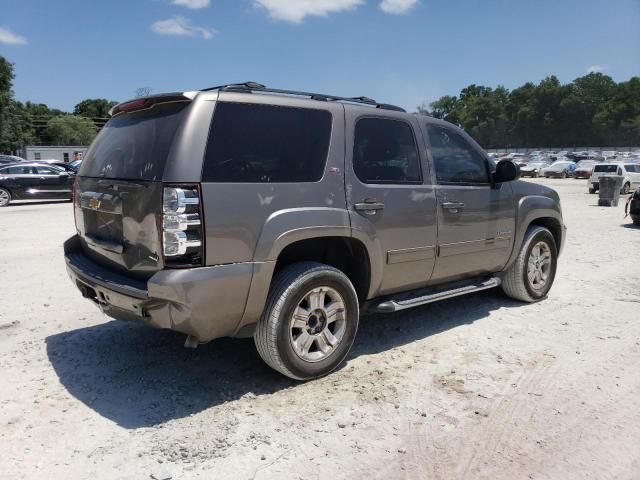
22,145,88,163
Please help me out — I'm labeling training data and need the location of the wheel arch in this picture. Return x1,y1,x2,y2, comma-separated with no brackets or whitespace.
504,195,565,271
234,208,380,337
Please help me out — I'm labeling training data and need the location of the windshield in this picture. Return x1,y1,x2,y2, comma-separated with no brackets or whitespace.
79,102,188,181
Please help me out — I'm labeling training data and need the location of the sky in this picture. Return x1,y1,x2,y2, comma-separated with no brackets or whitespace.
1,0,639,113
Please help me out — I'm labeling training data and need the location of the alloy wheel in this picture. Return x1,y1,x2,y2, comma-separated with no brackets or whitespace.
527,241,552,291
289,286,347,362
0,189,10,207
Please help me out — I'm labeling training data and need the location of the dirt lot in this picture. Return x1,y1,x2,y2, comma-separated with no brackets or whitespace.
1,179,639,480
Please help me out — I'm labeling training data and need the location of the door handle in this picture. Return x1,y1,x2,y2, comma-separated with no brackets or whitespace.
354,199,385,215
441,201,465,212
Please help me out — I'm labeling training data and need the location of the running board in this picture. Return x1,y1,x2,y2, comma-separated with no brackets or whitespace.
369,277,502,313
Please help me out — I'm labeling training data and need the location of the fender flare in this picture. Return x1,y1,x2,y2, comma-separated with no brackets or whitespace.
504,195,564,270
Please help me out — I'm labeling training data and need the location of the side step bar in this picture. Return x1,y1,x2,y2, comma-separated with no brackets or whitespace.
369,277,502,314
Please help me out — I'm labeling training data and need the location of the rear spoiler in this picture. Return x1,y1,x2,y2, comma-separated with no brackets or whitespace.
109,91,196,117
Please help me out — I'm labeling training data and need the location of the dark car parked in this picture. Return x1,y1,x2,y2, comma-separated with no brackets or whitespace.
0,163,74,206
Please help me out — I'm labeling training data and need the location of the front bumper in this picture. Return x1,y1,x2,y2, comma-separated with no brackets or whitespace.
64,235,253,342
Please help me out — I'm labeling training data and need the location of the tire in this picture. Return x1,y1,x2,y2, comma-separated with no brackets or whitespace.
501,226,558,303
0,188,11,207
621,183,630,195
254,261,359,380
588,188,596,194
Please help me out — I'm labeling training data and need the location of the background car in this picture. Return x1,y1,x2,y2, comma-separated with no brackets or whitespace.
541,161,577,178
0,162,73,207
589,163,640,194
573,160,597,179
520,161,550,178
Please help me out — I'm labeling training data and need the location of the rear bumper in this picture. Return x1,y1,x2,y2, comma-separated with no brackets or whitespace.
64,235,253,342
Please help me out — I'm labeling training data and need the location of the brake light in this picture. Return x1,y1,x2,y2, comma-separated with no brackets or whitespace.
118,99,147,112
162,185,204,266
72,176,78,231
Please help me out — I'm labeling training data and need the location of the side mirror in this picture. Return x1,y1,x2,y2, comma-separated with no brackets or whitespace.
493,159,520,183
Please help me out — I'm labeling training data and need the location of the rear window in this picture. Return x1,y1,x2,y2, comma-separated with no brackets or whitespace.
79,102,188,181
202,102,332,183
594,165,618,173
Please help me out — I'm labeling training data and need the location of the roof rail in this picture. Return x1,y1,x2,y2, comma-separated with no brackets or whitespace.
201,81,406,112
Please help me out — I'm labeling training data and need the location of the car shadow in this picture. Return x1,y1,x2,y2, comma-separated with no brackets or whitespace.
46,289,521,429
621,223,639,229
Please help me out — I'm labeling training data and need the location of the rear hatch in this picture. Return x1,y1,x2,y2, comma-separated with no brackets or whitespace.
75,97,191,280
591,164,619,182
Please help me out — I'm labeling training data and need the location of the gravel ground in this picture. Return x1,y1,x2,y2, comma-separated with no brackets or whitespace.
1,179,639,480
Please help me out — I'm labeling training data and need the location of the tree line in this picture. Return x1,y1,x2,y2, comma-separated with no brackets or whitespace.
418,73,640,148
0,56,117,154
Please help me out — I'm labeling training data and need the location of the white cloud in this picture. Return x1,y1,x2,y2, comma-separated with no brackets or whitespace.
587,65,606,74
171,0,210,9
254,0,364,23
151,16,215,39
379,0,418,14
0,27,27,45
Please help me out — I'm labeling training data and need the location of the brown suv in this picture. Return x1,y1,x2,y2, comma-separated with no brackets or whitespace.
65,82,566,380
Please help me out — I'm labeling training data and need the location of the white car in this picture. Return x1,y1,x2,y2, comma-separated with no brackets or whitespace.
589,163,640,194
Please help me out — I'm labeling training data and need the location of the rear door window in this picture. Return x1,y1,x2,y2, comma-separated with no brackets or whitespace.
353,117,422,184
202,102,332,183
79,102,189,181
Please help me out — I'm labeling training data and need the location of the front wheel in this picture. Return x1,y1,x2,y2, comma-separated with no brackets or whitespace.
589,187,596,194
501,226,558,302
0,188,11,207
621,183,631,194
254,262,359,380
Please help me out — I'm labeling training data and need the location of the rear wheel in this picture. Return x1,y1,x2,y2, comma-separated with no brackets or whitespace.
588,187,596,194
0,188,11,207
502,226,558,303
254,262,359,380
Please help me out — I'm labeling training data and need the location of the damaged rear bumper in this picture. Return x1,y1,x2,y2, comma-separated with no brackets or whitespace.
64,235,253,342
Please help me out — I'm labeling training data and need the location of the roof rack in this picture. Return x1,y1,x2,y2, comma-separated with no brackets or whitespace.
201,82,406,112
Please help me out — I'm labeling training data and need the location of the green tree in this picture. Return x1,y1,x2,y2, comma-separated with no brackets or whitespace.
0,56,17,153
73,98,117,118
45,115,97,145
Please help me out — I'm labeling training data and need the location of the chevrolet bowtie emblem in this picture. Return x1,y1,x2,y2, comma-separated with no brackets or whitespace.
88,198,101,210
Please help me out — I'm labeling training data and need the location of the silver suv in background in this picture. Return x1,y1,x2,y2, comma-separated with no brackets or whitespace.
589,163,640,194
64,83,566,380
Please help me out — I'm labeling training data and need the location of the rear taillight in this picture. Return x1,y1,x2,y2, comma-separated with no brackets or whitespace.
72,177,78,231
162,185,204,266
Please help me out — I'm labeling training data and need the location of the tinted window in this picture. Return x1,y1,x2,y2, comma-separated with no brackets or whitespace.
35,165,62,175
353,118,421,184
203,103,332,183
428,126,489,184
79,102,188,181
594,165,618,173
625,165,638,173
3,166,34,174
